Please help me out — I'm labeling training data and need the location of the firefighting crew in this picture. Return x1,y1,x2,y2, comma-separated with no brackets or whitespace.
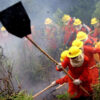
62,14,75,47
72,39,100,85
51,46,93,100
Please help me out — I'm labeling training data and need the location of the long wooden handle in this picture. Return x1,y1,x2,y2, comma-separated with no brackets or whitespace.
90,62,100,69
56,83,66,90
88,30,94,35
33,84,53,98
26,36,90,96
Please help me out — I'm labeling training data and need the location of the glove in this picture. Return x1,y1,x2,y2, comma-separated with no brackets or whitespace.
73,79,82,85
56,63,62,69
51,81,57,86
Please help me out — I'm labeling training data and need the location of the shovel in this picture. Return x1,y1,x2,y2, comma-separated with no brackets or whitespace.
0,1,90,96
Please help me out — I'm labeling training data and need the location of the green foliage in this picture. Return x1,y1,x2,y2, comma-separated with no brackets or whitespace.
93,83,100,100
56,92,70,100
69,0,98,25
92,64,100,100
93,1,100,19
53,8,64,26
0,91,33,100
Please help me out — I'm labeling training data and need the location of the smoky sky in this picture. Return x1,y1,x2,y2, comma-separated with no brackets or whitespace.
0,0,75,26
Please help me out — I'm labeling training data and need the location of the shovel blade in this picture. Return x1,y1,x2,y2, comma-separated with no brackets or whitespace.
0,1,31,38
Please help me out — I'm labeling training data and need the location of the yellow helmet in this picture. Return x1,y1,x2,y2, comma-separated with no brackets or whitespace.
91,17,98,25
1,26,6,31
60,50,68,61
45,18,52,25
66,46,82,58
73,18,82,26
62,14,71,23
95,42,100,48
72,39,83,48
76,31,88,41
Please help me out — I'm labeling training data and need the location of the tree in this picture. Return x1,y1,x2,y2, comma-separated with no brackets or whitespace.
92,1,100,19
53,8,64,26
69,0,99,26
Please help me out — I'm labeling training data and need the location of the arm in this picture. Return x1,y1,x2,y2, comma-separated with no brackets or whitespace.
84,46,100,54
56,75,68,84
56,57,69,71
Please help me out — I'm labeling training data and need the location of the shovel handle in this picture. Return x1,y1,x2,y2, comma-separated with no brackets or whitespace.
26,36,90,96
33,84,53,98
56,83,66,90
88,30,94,35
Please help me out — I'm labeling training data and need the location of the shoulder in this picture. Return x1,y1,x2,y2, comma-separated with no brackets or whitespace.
61,57,69,66
84,55,89,62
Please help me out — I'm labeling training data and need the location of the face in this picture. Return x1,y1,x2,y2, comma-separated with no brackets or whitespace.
70,54,83,63
65,19,70,25
74,25,81,30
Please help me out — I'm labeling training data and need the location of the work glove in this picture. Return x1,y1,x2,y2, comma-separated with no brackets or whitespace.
73,79,82,85
51,81,57,86
56,63,62,69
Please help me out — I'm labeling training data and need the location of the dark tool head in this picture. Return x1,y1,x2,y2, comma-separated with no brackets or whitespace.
0,1,31,38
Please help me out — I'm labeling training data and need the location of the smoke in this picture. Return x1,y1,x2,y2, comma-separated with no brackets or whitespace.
0,0,75,100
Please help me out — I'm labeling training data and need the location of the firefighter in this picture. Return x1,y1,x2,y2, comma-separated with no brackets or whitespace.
92,23,100,40
91,17,99,29
90,17,100,40
72,39,100,85
62,14,75,47
76,31,97,47
0,26,9,42
44,18,57,49
1,26,8,37
73,18,91,34
52,46,93,100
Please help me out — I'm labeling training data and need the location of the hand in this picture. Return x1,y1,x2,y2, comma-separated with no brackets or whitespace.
51,81,57,86
56,63,62,69
73,79,82,85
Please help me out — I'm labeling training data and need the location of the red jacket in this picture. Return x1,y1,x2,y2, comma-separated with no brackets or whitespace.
83,46,100,84
76,24,91,34
63,18,75,45
56,55,92,98
84,36,97,47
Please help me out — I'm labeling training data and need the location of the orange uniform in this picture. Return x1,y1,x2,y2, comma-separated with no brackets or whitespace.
84,36,97,47
63,18,75,46
75,24,91,34
56,55,92,99
83,46,100,85
92,28,100,40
